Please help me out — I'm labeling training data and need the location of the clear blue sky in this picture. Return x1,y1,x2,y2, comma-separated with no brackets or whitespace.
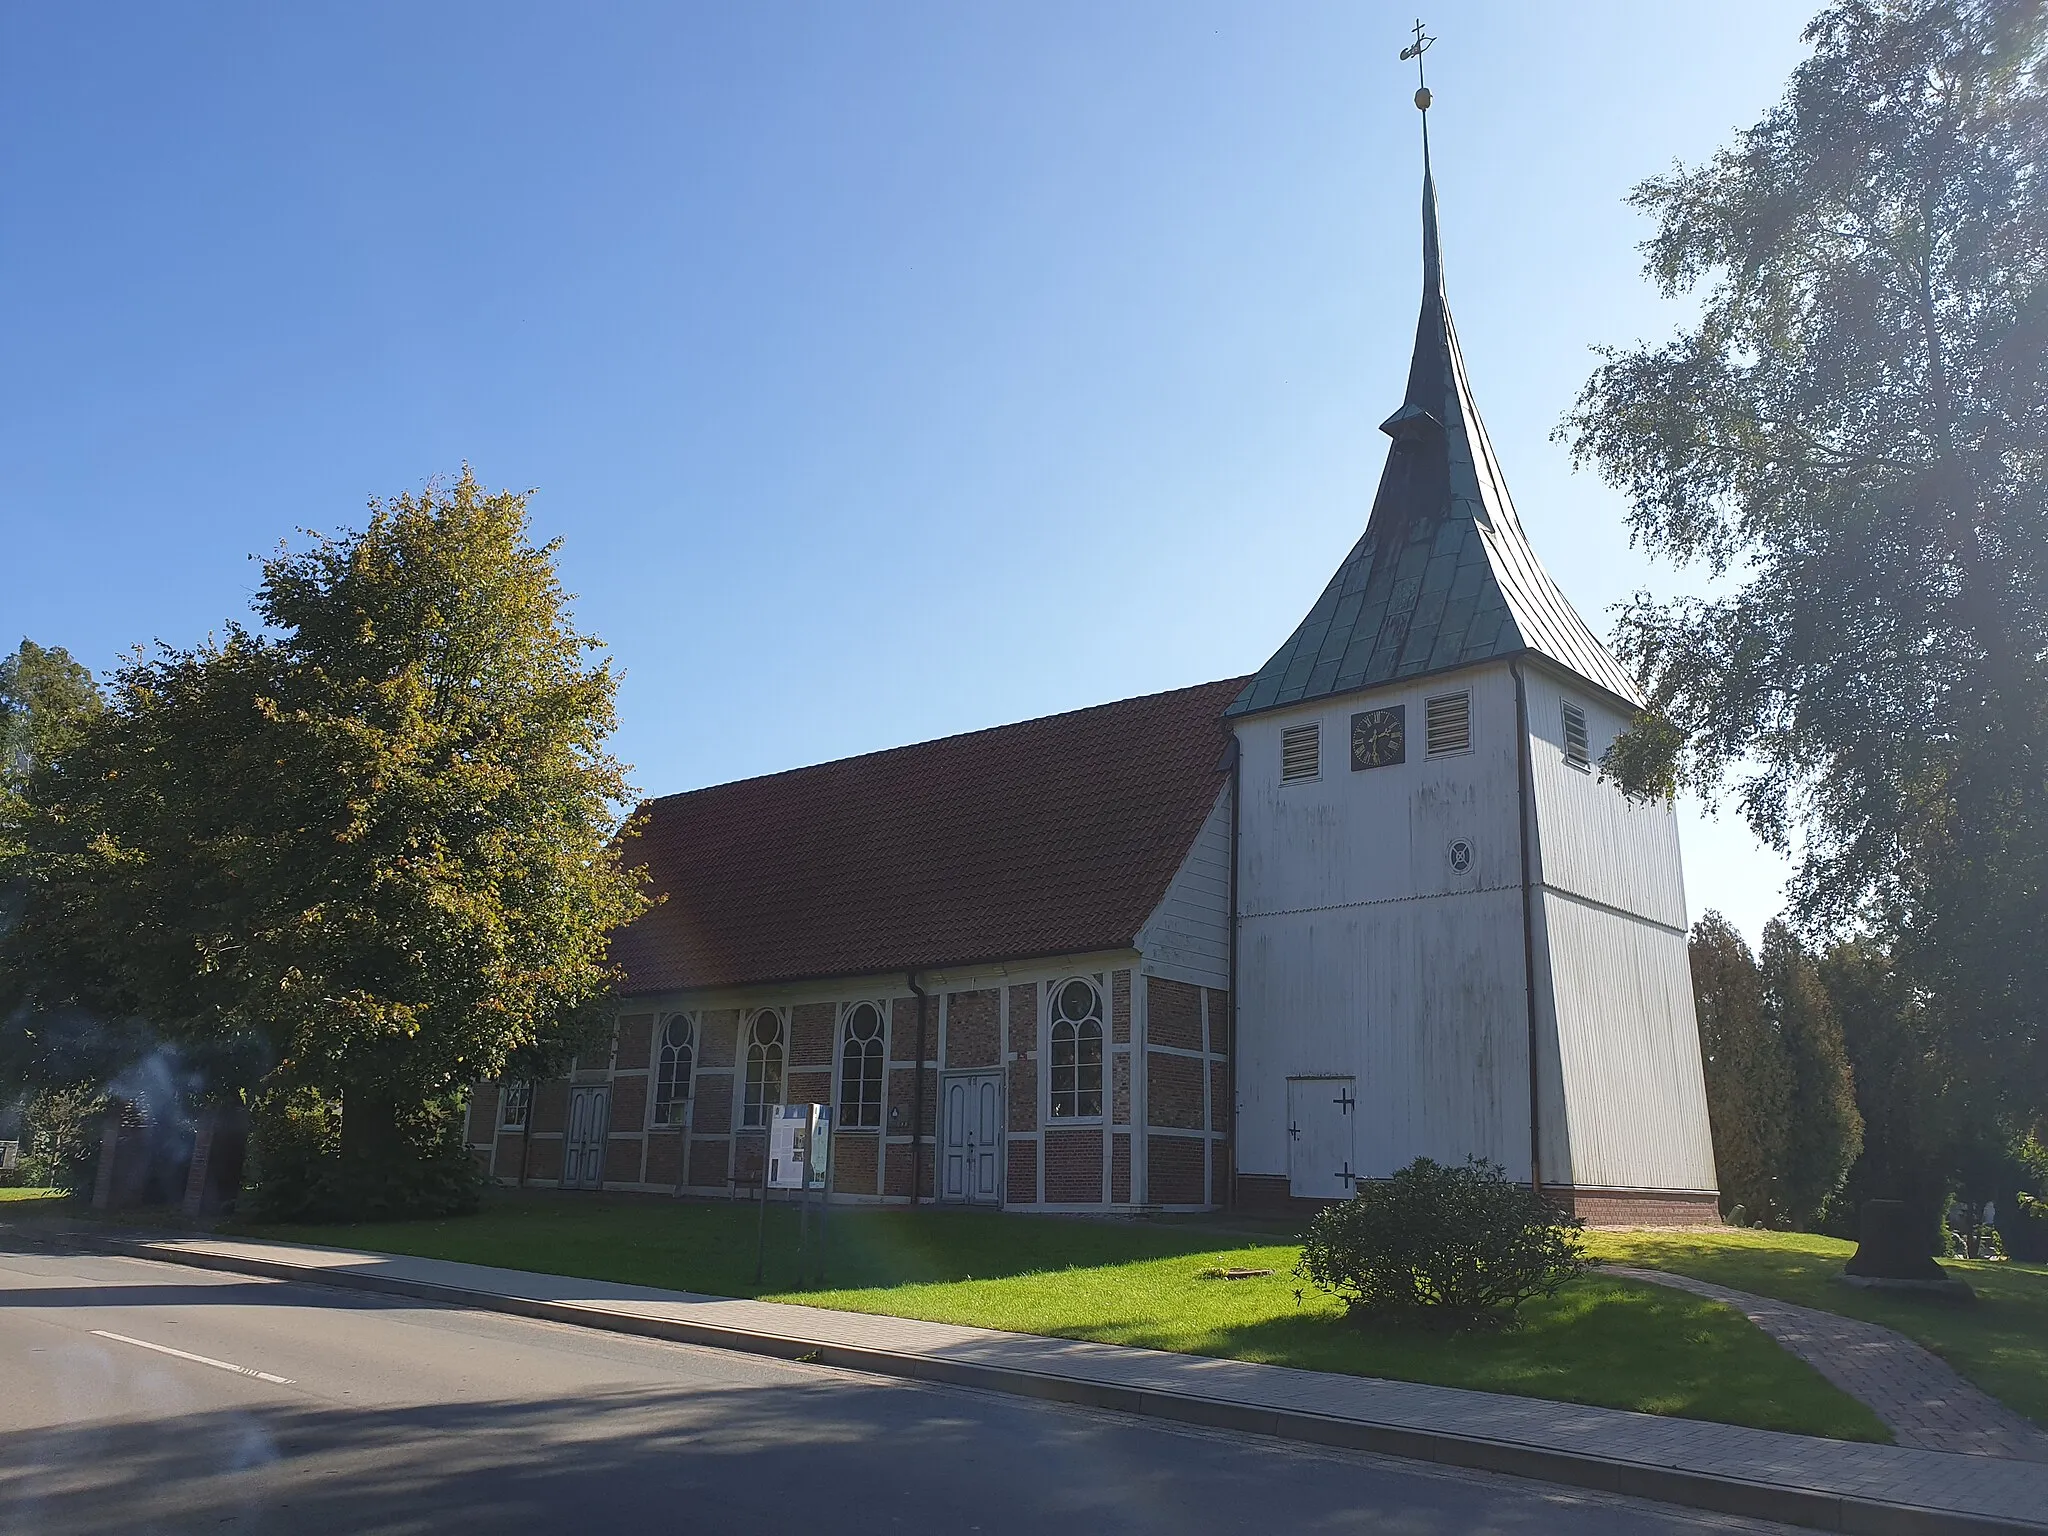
1,2,1813,945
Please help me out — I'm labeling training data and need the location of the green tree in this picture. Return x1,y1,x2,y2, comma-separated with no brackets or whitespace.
1819,937,1955,1242
1761,919,1864,1226
1,471,647,1214
1564,2,2048,1132
0,640,101,878
1690,913,1791,1222
0,641,118,1102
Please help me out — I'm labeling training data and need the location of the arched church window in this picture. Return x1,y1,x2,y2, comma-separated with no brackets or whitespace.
838,1002,885,1128
743,1009,785,1127
1049,979,1104,1120
652,1014,695,1127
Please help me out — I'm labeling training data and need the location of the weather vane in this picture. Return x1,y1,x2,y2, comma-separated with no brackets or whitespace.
1400,17,1434,112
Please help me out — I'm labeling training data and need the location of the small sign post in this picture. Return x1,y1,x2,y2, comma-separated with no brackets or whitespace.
762,1104,833,1286
812,1104,834,1284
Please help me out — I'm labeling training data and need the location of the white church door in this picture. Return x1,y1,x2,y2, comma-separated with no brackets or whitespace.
940,1072,1003,1204
1287,1077,1356,1199
562,1086,611,1190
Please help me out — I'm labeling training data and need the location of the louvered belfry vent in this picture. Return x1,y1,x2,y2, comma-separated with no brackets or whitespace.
1561,700,1591,769
1425,692,1471,757
1280,723,1321,783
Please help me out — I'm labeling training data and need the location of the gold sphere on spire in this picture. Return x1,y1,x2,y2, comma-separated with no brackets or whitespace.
1415,86,1431,111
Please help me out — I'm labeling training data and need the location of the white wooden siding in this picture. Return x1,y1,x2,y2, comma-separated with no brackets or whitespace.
1236,666,1522,920
1232,655,1716,1201
1533,890,1717,1191
1136,783,1232,990
1236,887,1531,1181
1522,663,1688,932
1233,663,1533,1184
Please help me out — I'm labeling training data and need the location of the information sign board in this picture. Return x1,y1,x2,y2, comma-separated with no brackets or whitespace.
766,1105,809,1189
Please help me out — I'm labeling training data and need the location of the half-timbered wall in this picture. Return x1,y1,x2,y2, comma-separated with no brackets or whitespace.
465,945,1228,1212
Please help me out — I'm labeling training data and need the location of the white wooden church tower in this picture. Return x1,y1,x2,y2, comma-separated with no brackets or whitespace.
1223,120,1719,1222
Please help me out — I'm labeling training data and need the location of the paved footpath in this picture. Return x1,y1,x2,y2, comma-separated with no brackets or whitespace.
13,1227,2048,1536
1608,1264,2048,1463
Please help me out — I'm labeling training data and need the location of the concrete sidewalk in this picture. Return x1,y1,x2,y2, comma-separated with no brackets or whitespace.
17,1226,2047,1536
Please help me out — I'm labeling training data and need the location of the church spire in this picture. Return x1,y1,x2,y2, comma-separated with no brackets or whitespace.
1226,30,1642,719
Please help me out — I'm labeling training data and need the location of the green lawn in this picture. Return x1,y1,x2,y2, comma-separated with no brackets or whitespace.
1584,1228,2048,1429
0,1188,65,1203
249,1190,1884,1441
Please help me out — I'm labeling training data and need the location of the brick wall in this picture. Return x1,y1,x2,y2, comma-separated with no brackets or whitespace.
645,1130,684,1187
1111,1133,1131,1204
466,1085,499,1144
699,1010,740,1068
890,997,934,1063
692,1076,733,1134
689,1137,730,1189
614,1014,654,1071
1147,1052,1203,1129
1006,983,1036,1049
791,1002,834,1067
493,1131,525,1176
832,1132,879,1195
1147,1134,1205,1205
1208,1062,1228,1132
1563,1189,1721,1227
787,1069,830,1107
1204,988,1230,1056
945,990,999,1068
1044,1128,1103,1204
733,1131,766,1184
1007,1055,1037,1131
888,1067,936,1135
1111,970,1131,1043
603,1135,643,1185
883,1142,933,1200
1007,1138,1037,1204
1006,984,1037,1131
611,1074,648,1133
1112,1054,1130,1125
532,1081,568,1134
526,1137,564,1183
1147,977,1202,1050
1212,1139,1230,1206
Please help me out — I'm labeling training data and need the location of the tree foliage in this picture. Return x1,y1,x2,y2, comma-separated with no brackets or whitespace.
0,640,100,882
0,471,647,1212
1762,919,1865,1225
1564,0,2048,1123
1691,913,1791,1220
1690,912,1863,1227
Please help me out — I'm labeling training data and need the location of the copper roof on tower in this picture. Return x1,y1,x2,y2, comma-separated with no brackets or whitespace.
1227,157,1641,717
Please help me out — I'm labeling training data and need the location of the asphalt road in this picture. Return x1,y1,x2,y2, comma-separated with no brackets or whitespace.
0,1244,1797,1535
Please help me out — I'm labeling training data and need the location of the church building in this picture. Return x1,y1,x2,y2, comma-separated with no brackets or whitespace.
465,141,1720,1227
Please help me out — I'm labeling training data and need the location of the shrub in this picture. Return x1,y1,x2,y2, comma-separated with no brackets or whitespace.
1295,1156,1587,1329
20,1086,109,1195
2003,1192,2048,1264
242,1086,483,1223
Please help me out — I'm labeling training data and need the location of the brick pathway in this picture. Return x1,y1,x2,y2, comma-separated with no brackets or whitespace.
1605,1264,2048,1462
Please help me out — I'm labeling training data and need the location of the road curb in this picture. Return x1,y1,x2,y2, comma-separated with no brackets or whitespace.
33,1229,2047,1536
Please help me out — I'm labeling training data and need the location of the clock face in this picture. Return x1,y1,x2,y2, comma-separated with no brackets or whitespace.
1351,706,1406,771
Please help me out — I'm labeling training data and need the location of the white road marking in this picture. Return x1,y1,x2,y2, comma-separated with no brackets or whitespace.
89,1329,295,1385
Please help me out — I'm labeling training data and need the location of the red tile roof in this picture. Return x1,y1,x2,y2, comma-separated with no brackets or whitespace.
610,677,1245,993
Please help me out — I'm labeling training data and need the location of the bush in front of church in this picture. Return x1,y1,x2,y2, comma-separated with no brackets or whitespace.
1295,1156,1586,1330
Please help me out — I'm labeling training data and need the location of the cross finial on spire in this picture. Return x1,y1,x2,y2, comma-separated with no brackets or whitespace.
1400,17,1434,111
